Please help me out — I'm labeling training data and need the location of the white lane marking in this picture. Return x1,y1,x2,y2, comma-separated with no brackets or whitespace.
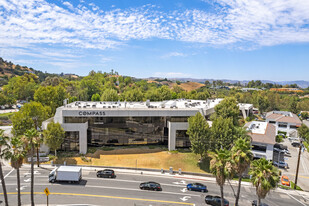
85,185,200,197
24,178,31,182
0,168,14,183
173,180,187,185
86,177,185,188
180,196,191,201
181,188,187,193
286,193,307,206
16,185,27,191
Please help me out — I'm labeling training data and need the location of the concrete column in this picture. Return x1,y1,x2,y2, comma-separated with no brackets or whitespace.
168,122,176,151
61,122,88,154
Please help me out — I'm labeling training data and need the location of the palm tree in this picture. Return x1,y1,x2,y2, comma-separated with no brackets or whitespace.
249,158,280,205
231,137,253,206
25,128,38,206
0,129,10,206
209,148,232,206
9,137,27,206
33,133,43,167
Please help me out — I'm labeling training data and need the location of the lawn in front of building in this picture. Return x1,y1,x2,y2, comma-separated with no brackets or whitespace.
48,146,211,174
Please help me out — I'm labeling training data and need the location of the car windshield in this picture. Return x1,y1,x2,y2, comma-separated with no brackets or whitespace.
283,178,289,181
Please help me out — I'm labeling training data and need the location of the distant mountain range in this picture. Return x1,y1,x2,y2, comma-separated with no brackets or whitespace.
148,77,309,88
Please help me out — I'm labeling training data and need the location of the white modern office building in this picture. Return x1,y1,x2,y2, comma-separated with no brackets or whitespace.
246,121,276,161
266,111,302,137
43,99,253,154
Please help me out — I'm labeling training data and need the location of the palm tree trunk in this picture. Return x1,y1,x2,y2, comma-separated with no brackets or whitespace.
220,185,224,206
0,161,9,206
258,197,261,206
235,175,242,206
30,142,35,206
17,168,21,206
36,146,40,167
55,149,57,157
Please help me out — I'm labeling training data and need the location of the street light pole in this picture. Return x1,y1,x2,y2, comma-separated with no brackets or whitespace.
294,141,302,189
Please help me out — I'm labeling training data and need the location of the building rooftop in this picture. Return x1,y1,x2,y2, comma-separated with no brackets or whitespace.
63,99,224,110
266,111,302,125
246,121,276,145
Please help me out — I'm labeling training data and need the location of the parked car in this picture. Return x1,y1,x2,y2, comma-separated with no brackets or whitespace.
205,195,229,206
273,161,288,169
187,183,207,192
291,141,301,147
281,175,290,186
96,169,116,178
252,200,269,206
139,181,162,191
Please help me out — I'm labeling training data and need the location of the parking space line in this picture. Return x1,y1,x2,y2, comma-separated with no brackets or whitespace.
1,192,195,205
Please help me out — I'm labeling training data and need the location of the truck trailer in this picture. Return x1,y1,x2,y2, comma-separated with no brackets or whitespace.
49,166,82,183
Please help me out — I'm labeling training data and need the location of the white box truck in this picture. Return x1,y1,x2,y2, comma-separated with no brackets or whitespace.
49,166,82,183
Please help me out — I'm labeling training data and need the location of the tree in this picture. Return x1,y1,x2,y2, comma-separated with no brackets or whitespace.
121,88,143,101
215,97,240,126
25,128,38,206
187,112,211,159
9,137,27,206
298,124,309,143
43,121,65,157
101,89,118,101
34,85,67,113
211,117,236,150
91,93,101,101
11,101,49,136
209,149,232,206
231,137,253,206
249,158,280,205
0,129,10,206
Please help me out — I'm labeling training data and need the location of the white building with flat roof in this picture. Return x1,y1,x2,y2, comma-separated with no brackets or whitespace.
246,121,276,161
43,99,253,154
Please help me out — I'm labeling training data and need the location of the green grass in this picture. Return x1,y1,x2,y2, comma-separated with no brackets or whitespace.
0,112,14,117
290,181,303,191
303,142,309,153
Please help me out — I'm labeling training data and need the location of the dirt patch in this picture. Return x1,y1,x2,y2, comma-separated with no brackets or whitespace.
179,82,205,91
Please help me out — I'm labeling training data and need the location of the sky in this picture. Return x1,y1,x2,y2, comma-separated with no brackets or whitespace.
0,0,309,81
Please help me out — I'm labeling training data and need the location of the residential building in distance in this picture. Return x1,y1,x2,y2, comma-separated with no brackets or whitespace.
266,111,302,137
246,121,276,161
43,99,253,154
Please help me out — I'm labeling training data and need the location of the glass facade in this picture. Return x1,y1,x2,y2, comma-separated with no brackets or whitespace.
63,116,190,149
62,131,79,151
176,130,191,148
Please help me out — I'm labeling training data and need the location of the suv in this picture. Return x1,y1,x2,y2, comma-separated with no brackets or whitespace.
205,195,229,206
273,161,288,169
139,181,162,191
96,169,116,178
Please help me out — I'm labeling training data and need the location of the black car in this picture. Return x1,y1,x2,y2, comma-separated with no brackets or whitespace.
252,200,269,206
139,181,162,191
96,169,116,178
205,195,229,206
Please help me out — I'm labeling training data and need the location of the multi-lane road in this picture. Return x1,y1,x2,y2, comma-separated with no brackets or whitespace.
0,165,308,206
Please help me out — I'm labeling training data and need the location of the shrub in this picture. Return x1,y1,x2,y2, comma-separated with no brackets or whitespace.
81,156,92,162
48,154,56,161
276,135,284,143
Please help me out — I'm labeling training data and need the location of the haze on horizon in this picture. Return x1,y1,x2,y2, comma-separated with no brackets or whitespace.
0,0,309,81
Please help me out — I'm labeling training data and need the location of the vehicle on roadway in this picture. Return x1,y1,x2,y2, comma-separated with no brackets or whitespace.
273,161,288,169
139,181,162,191
281,175,290,186
186,183,208,192
291,141,301,147
205,195,229,206
252,200,269,206
96,169,116,178
49,166,82,183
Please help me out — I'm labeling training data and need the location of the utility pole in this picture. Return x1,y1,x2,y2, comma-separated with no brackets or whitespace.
294,141,302,189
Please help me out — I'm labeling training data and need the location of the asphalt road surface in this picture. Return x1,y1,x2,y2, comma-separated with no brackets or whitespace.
1,165,308,206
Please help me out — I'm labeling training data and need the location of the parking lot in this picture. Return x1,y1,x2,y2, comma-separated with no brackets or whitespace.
277,138,309,191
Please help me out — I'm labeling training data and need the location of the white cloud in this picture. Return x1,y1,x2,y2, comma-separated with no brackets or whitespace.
153,72,193,78
161,52,187,59
0,0,309,54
